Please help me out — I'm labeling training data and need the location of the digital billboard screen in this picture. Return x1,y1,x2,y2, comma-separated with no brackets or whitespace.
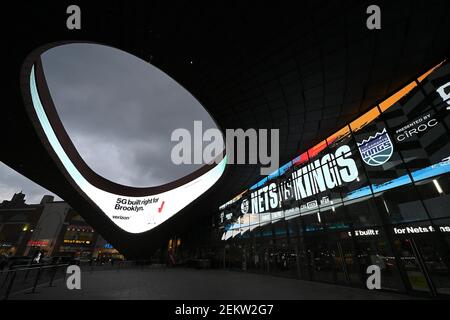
219,60,450,240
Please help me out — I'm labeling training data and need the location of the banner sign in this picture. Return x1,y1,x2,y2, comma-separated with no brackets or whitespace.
219,61,450,239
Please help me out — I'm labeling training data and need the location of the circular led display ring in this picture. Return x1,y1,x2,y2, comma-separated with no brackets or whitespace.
20,42,227,234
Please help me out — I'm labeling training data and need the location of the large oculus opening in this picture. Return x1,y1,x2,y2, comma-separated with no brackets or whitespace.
21,42,226,234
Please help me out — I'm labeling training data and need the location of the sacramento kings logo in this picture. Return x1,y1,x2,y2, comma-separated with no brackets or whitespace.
240,199,249,214
357,128,394,166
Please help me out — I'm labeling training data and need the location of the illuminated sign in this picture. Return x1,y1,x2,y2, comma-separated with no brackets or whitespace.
394,112,439,142
247,144,358,214
63,239,92,245
240,199,249,214
27,240,50,247
348,229,380,237
436,82,450,108
22,44,227,234
393,225,450,235
66,225,94,232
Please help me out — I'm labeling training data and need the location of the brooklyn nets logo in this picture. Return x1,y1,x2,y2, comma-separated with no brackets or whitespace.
240,199,249,214
357,128,394,166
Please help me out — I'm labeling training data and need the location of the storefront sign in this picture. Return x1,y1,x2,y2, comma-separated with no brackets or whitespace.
27,240,50,247
436,82,450,108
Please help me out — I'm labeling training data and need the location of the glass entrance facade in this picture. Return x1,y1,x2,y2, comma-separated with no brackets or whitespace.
213,61,450,298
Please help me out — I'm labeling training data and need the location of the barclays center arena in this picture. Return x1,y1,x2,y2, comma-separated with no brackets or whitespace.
2,1,450,301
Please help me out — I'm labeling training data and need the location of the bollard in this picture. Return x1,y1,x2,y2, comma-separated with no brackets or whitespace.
3,271,17,300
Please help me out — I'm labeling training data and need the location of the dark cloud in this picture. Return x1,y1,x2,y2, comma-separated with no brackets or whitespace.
40,43,218,187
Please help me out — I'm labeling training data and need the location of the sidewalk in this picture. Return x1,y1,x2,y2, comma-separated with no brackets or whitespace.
9,267,416,300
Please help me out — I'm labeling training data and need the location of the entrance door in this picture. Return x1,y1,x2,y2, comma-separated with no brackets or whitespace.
393,238,434,295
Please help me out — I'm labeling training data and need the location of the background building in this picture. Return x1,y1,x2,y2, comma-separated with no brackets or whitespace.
0,192,123,260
